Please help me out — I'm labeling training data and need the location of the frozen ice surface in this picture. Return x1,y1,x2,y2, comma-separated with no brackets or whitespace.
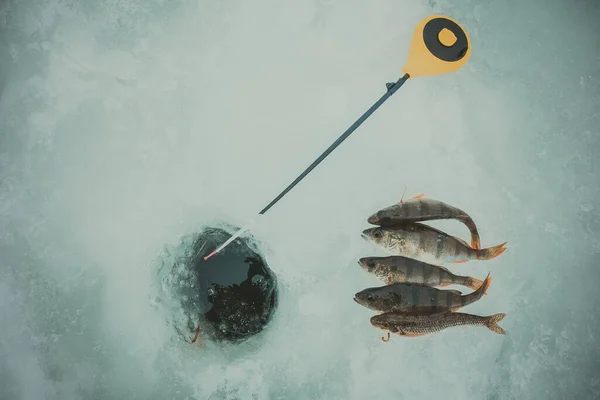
1,0,599,399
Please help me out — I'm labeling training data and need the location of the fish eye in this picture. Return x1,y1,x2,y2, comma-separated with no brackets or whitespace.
366,294,374,301
367,261,375,268
373,230,382,238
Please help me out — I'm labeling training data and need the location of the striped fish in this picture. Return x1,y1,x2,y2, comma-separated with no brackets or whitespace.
370,311,507,339
367,196,482,249
361,223,506,265
353,273,491,314
358,255,483,290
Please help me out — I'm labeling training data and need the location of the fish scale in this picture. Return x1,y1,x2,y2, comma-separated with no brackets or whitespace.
361,196,508,339
361,223,506,264
370,311,507,337
353,273,491,314
367,197,482,250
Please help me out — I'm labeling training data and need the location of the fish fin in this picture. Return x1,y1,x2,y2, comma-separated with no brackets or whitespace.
464,276,484,292
480,272,492,295
486,313,507,335
439,283,451,287
404,331,425,337
451,307,461,312
451,260,469,264
470,236,481,250
399,185,424,203
475,242,507,260
399,184,408,204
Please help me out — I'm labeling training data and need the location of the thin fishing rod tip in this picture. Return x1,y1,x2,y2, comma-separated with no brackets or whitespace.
204,250,218,261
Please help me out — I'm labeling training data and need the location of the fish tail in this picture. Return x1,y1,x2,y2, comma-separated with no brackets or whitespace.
459,275,484,291
486,313,507,335
480,272,492,295
462,272,491,306
459,216,481,250
475,242,507,260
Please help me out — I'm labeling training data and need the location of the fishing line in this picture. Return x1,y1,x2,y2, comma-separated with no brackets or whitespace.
205,15,471,260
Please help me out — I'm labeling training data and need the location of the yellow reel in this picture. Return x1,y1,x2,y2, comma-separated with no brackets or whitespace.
403,15,471,78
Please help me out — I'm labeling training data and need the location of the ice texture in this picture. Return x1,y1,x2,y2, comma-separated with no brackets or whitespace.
1,0,599,399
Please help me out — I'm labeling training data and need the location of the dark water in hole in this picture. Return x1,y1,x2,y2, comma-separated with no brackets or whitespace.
163,225,278,343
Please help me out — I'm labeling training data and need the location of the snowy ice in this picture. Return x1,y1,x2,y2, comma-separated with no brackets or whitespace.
1,0,599,399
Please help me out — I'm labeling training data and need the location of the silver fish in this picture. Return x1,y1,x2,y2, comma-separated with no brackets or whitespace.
361,223,507,265
358,255,483,290
353,273,491,314
367,196,482,249
370,311,507,338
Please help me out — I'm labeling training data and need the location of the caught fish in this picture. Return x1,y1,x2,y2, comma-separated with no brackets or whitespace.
367,196,482,249
370,311,507,338
353,273,491,314
361,223,506,264
358,255,483,290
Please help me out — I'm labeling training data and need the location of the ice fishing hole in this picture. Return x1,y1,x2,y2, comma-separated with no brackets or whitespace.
160,224,278,344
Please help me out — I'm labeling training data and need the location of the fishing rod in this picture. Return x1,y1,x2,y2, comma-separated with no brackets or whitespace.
204,15,471,261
